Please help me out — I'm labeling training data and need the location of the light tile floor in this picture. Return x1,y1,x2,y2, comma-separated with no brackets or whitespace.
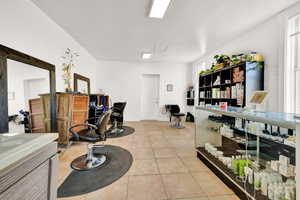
58,121,240,200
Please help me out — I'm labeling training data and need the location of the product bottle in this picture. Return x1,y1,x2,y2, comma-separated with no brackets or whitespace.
274,184,284,200
239,159,246,178
268,183,274,200
229,156,235,170
248,167,253,184
233,156,239,175
244,165,253,184
260,172,268,196
285,186,295,200
253,170,261,191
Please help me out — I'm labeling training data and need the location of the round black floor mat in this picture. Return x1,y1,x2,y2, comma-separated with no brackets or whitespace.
107,126,135,138
57,145,133,198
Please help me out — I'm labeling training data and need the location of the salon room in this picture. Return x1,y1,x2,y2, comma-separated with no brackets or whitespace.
0,0,300,200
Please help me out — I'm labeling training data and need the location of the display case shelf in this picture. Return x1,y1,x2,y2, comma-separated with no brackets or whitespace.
197,147,267,200
232,127,295,150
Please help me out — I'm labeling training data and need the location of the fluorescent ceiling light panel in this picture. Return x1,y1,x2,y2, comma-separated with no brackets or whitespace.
149,0,171,19
142,53,152,59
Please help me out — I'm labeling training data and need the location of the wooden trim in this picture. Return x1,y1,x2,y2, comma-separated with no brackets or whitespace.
0,44,56,133
0,45,55,71
50,70,57,132
73,73,90,94
0,55,8,132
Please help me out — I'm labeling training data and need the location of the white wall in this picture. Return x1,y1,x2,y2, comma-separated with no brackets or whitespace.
0,0,192,121
192,2,300,112
97,61,191,121
0,0,99,92
24,78,49,109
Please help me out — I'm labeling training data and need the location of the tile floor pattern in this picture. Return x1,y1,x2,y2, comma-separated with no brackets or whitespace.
58,121,241,200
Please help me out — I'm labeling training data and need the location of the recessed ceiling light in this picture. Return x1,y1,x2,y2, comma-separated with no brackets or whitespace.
149,0,171,19
142,53,152,59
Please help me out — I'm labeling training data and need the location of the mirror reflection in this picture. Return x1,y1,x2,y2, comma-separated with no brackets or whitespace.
7,59,50,133
77,79,88,94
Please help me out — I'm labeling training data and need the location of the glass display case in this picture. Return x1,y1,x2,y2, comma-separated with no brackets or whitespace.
195,106,298,200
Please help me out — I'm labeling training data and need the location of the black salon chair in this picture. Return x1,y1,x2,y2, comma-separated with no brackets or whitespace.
109,102,127,135
165,104,186,129
69,110,111,171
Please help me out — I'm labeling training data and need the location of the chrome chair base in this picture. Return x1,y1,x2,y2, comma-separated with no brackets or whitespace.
71,144,107,171
171,124,185,129
71,154,107,171
110,127,124,134
110,119,124,134
170,117,185,129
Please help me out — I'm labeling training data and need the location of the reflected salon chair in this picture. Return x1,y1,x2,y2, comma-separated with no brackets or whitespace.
165,104,186,129
69,110,111,171
109,102,127,135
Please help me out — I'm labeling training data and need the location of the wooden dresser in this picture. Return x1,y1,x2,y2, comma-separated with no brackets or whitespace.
40,93,89,145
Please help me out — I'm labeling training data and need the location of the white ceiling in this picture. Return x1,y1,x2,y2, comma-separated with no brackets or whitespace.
32,0,298,63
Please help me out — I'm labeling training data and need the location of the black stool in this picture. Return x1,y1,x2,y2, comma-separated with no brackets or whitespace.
165,105,186,129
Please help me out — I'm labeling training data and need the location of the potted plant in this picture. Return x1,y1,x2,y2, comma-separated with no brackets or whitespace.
61,48,79,92
212,54,231,71
230,55,240,66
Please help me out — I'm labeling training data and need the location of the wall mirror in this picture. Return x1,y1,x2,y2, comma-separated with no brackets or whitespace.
74,73,90,94
0,44,56,134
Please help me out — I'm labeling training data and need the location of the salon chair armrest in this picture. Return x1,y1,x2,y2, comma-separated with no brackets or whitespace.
69,123,98,141
84,117,101,123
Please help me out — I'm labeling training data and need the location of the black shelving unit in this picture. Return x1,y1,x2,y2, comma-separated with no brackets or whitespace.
186,98,195,106
186,88,195,106
198,62,264,107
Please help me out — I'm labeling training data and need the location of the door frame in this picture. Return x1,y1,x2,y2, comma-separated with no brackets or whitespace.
0,44,56,133
141,74,160,120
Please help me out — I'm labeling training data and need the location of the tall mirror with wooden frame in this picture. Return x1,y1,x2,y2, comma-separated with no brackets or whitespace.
74,73,90,94
0,44,56,134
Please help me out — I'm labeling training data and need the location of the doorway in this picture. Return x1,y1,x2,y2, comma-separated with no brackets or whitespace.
141,74,160,120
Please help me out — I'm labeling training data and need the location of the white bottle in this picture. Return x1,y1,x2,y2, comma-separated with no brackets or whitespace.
254,171,261,191
274,184,284,200
268,183,274,200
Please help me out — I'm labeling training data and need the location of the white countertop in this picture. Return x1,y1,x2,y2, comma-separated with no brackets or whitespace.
0,133,58,173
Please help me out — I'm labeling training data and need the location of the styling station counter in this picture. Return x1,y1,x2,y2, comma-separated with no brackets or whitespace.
195,106,299,200
0,133,58,200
